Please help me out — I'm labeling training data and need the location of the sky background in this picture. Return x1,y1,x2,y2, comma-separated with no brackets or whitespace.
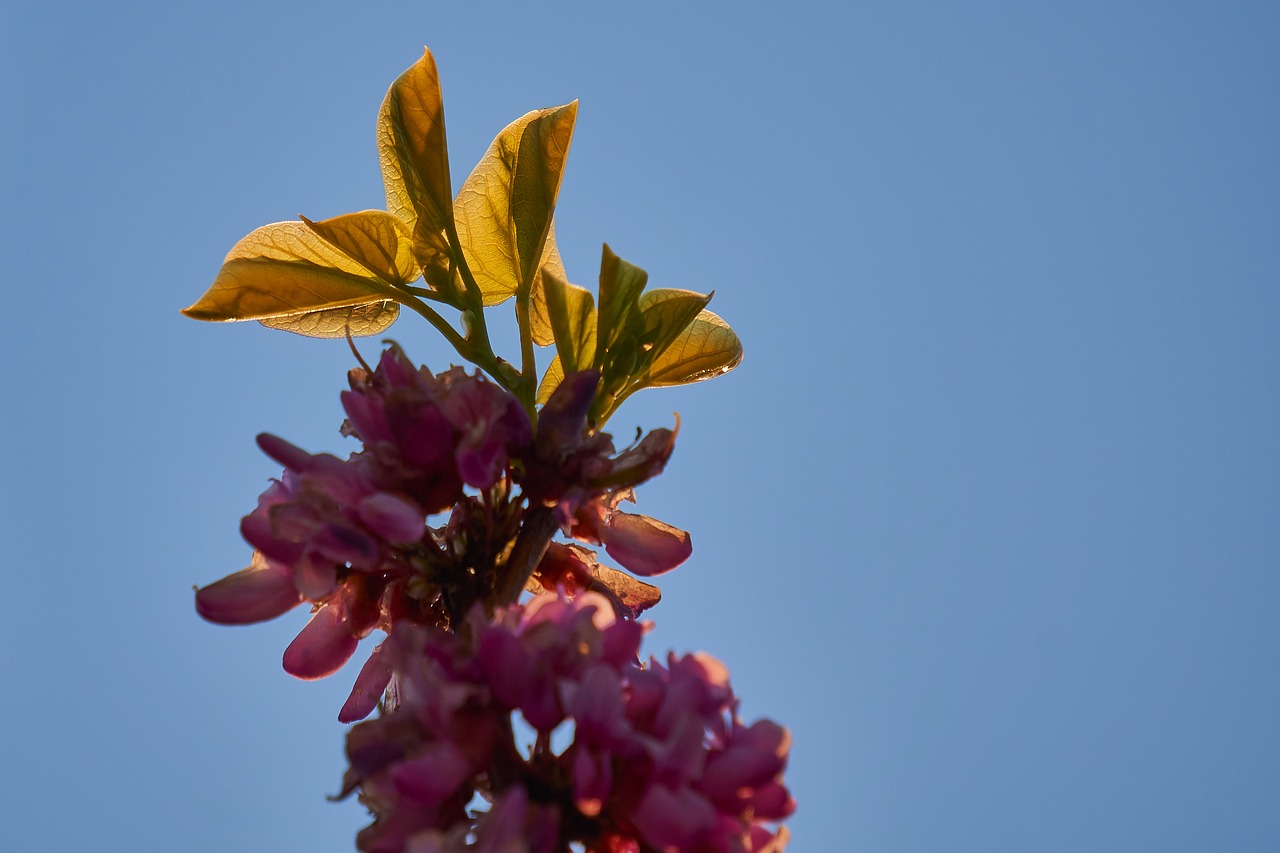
2,1,1278,850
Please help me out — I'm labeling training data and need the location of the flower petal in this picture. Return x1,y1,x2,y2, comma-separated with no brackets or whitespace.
602,511,692,576
194,552,302,624
283,604,360,680
390,740,472,805
536,369,599,453
256,432,312,472
358,492,426,543
633,784,716,849
339,640,394,723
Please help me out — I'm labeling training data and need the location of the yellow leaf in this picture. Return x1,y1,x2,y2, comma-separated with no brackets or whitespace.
259,301,400,338
542,269,597,373
182,219,405,326
640,309,743,387
301,211,418,284
379,49,454,278
529,221,567,347
454,102,577,306
537,354,564,405
636,288,712,367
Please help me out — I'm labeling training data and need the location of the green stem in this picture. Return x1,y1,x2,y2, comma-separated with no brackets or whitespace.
443,222,493,343
390,290,506,385
399,285,452,302
514,286,537,420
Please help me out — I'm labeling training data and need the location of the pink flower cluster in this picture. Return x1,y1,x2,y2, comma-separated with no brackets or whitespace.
341,592,794,853
194,345,692,721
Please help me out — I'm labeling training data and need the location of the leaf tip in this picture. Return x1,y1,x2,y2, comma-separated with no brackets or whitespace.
180,302,217,321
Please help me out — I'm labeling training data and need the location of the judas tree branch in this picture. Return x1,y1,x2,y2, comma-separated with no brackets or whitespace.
492,505,559,608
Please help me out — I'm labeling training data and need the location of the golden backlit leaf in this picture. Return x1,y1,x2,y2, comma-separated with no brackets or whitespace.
536,354,564,405
301,211,417,284
378,49,454,277
597,244,648,355
640,309,743,387
529,221,567,347
636,288,712,368
259,301,400,338
542,269,597,373
454,102,577,306
182,220,401,327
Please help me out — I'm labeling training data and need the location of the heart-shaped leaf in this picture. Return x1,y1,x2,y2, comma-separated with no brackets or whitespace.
454,102,577,306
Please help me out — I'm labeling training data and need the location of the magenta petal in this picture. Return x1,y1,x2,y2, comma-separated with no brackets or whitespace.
393,403,455,472
474,786,536,850
633,784,716,849
339,641,394,723
537,370,600,451
389,741,471,805
195,552,302,624
600,619,646,668
477,628,534,710
240,512,302,563
283,604,359,680
701,745,786,799
455,433,505,489
602,511,692,576
294,553,338,601
747,825,791,853
358,493,426,543
311,522,378,566
568,664,626,742
572,746,612,817
746,780,796,821
256,433,312,472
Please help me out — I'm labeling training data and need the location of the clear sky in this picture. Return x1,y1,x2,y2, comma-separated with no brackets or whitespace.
2,1,1278,850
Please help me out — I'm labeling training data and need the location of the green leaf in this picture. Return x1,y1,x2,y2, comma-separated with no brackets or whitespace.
378,49,455,288
182,216,411,336
542,269,597,373
635,288,713,371
638,309,743,387
454,102,577,306
536,354,564,405
596,244,648,359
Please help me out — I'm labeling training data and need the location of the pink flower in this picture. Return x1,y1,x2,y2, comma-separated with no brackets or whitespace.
337,593,793,852
436,367,532,489
195,344,543,718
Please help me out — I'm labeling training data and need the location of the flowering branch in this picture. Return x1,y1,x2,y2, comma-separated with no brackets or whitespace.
185,46,791,852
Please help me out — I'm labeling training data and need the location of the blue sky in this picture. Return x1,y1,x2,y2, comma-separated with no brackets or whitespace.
2,1,1278,850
